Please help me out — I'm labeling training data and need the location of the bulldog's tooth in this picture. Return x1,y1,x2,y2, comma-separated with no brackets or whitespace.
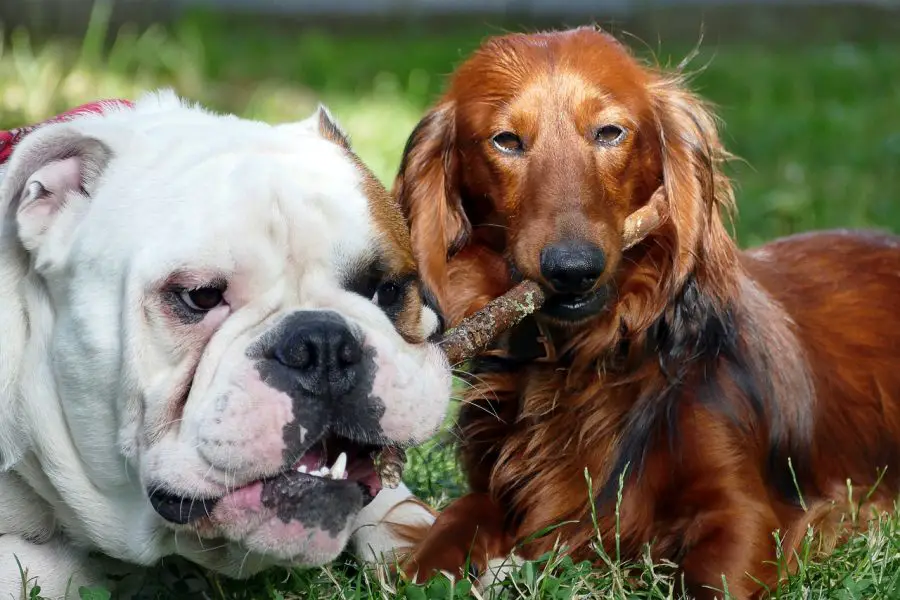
330,452,347,480
297,465,308,474
319,466,330,477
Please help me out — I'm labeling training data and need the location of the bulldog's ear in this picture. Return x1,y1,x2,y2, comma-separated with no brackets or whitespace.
313,104,351,150
0,126,111,252
284,104,352,151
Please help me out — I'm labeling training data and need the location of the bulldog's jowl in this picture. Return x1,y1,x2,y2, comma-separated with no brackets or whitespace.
261,473,362,536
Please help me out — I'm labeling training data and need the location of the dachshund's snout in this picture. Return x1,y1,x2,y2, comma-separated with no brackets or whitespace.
539,241,607,294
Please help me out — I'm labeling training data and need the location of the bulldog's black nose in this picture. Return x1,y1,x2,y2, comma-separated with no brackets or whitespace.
540,241,606,294
275,311,362,397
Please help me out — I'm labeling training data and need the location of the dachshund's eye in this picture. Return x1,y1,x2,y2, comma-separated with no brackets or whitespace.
594,125,626,146
492,132,525,155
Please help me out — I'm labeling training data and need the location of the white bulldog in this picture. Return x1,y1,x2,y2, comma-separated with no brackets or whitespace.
0,91,450,597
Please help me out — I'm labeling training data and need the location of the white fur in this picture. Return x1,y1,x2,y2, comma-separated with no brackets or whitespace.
477,553,524,595
419,305,441,341
0,91,451,594
0,536,102,600
350,481,436,563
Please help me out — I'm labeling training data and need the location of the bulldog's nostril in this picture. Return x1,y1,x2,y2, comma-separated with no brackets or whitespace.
339,340,361,366
275,340,313,370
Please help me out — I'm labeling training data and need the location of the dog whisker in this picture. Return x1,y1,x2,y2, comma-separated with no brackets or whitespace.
473,223,510,231
237,548,254,578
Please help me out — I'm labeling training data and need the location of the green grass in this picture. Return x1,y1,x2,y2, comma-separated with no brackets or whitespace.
3,3,900,598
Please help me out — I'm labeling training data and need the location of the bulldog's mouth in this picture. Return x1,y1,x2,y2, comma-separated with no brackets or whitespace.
289,436,387,502
541,284,612,322
148,435,395,526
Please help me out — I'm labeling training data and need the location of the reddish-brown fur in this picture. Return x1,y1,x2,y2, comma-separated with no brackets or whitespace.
394,27,900,599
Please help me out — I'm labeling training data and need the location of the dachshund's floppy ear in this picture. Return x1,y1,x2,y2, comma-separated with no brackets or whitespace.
649,74,738,292
394,102,470,304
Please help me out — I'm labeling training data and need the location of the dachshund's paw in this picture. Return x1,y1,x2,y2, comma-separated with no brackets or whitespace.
475,553,524,593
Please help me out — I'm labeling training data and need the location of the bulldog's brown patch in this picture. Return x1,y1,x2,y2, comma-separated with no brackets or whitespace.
315,108,414,273
394,285,424,343
316,109,429,344
316,108,352,151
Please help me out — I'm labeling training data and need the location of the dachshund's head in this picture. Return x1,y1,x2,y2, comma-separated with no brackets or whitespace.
395,27,736,334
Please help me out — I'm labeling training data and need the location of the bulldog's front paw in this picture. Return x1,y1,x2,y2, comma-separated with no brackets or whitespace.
350,482,437,564
0,536,105,600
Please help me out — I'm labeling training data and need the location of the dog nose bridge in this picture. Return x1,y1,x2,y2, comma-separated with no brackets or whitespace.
531,132,596,210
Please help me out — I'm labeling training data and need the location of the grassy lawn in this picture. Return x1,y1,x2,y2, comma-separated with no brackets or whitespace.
3,3,900,598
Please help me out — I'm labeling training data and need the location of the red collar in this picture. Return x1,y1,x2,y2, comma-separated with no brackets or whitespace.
0,99,134,165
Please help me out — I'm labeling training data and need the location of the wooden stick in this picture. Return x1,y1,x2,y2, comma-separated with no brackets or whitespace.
374,446,405,489
622,186,666,251
438,280,546,366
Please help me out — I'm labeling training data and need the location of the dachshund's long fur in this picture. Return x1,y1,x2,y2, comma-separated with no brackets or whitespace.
394,27,900,599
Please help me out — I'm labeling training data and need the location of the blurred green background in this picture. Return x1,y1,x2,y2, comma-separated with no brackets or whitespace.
2,0,899,250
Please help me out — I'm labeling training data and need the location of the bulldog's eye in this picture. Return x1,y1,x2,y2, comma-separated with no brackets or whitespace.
491,132,525,155
374,281,402,308
594,124,626,146
179,286,225,312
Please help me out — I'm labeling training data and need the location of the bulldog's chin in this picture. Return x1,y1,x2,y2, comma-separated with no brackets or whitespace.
148,436,396,565
208,473,364,565
149,445,395,567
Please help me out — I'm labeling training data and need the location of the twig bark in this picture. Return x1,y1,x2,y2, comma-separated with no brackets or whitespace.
374,446,405,489
437,279,547,365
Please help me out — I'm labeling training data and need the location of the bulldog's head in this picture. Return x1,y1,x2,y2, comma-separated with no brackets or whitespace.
0,92,450,574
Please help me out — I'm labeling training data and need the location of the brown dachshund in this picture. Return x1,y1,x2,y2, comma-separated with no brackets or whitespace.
394,26,900,599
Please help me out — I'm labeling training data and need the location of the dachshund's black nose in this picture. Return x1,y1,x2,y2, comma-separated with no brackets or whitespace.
540,241,607,294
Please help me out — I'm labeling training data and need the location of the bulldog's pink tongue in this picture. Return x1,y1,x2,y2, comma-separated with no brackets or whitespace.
356,467,383,499
224,480,265,511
